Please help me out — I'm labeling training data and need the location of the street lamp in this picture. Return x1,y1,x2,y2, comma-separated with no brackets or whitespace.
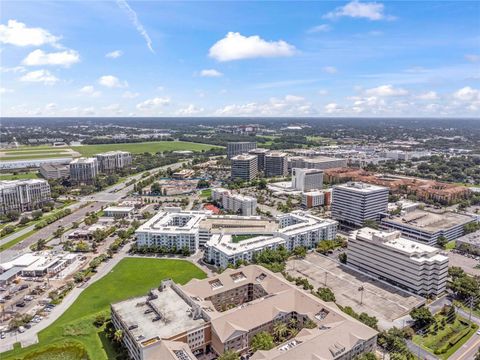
358,286,364,305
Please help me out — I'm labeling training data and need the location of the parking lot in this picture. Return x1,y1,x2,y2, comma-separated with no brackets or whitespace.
448,252,480,276
286,253,425,329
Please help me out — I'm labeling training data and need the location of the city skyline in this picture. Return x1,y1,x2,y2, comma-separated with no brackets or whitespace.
1,0,480,117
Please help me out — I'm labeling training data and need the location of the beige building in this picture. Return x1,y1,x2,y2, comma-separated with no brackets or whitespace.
231,154,258,181
95,151,132,173
111,265,377,360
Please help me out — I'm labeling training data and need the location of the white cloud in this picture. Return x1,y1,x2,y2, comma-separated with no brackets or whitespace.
307,24,331,33
0,20,60,47
417,91,438,100
0,66,26,73
209,32,296,62
136,97,171,110
98,75,128,88
122,91,139,99
364,84,408,97
453,86,480,102
0,87,13,94
116,0,154,53
284,95,305,103
465,54,480,63
324,1,393,21
215,95,313,116
102,103,123,114
22,49,80,67
79,85,101,97
199,69,223,77
19,69,58,85
106,50,123,59
324,103,342,114
176,104,205,116
45,103,57,112
322,66,337,74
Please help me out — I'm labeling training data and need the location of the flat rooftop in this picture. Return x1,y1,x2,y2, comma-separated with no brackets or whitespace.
104,206,135,212
231,154,257,161
199,215,278,234
206,234,286,256
382,209,474,233
112,286,205,345
137,210,209,234
456,230,480,246
334,181,388,193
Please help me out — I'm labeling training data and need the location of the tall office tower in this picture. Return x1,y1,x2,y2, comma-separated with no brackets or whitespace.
227,142,257,159
292,168,323,191
69,157,99,184
332,182,388,227
248,148,269,172
264,152,288,177
231,154,258,181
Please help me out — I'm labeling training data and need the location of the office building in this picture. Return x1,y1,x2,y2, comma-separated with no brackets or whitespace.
456,230,480,255
227,142,257,159
0,179,51,215
302,190,331,208
265,152,288,177
211,188,257,216
288,156,347,171
332,182,389,227
104,206,135,218
292,168,323,191
95,151,132,173
111,265,377,360
231,154,258,181
39,163,69,179
248,148,269,171
69,157,98,184
348,228,449,296
381,209,475,246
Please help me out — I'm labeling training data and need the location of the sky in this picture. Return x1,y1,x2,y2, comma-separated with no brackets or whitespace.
0,0,479,117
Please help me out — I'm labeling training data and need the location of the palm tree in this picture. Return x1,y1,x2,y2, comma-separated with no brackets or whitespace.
288,318,298,330
113,329,123,342
273,322,289,342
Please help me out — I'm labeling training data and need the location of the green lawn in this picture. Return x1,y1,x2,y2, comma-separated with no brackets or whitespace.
413,314,478,359
72,141,222,157
0,229,38,251
0,172,40,180
2,258,206,360
445,240,456,250
200,189,212,197
232,234,257,243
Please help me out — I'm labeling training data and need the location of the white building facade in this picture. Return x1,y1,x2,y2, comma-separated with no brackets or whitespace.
69,157,99,183
292,168,323,191
212,188,257,216
0,179,51,215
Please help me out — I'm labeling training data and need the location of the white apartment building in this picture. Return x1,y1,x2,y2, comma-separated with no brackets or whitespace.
0,179,51,215
348,228,449,296
69,157,98,183
292,168,323,191
227,142,257,159
265,152,288,177
95,151,132,173
332,182,389,227
211,188,257,216
231,154,258,181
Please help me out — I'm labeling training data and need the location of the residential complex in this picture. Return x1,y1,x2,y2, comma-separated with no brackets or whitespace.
211,188,257,216
265,152,288,177
231,154,258,181
111,265,377,360
331,182,389,227
95,150,132,173
348,228,449,296
381,209,475,246
292,168,323,192
227,142,257,159
69,157,99,184
0,179,51,215
39,163,69,179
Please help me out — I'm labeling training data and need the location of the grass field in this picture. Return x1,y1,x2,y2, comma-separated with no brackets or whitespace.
3,258,206,360
200,189,212,197
72,141,222,157
0,229,38,251
0,172,40,180
0,154,73,162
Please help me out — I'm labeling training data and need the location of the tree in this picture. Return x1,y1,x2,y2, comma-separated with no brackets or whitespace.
251,331,275,351
217,350,240,360
437,236,448,248
409,307,434,328
293,246,307,258
356,353,377,360
338,252,347,264
316,287,336,302
363,219,378,229
273,322,289,342
35,238,46,251
93,313,106,327
113,329,124,342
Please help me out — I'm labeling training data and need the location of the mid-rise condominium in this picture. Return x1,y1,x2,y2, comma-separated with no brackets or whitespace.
0,179,51,215
348,228,449,296
111,265,377,360
231,154,258,181
212,188,257,216
95,151,132,173
69,157,98,183
227,142,257,159
292,168,323,191
265,152,288,177
332,182,389,227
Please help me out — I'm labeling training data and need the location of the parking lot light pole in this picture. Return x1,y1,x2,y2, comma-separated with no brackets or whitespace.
358,286,364,305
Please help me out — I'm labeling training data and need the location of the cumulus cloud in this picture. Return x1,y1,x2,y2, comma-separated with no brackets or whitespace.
324,1,393,21
106,50,123,59
116,0,154,53
0,20,60,47
417,91,438,100
122,91,140,99
19,69,58,85
0,87,13,94
22,49,80,67
102,103,123,114
79,85,101,97
465,54,480,63
98,75,128,88
322,66,338,74
209,32,295,62
364,84,408,97
307,24,331,33
215,95,313,116
136,97,171,110
324,103,342,114
453,86,480,102
176,104,205,116
199,69,223,77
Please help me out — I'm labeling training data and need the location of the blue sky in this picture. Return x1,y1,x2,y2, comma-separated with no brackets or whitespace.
1,0,479,117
